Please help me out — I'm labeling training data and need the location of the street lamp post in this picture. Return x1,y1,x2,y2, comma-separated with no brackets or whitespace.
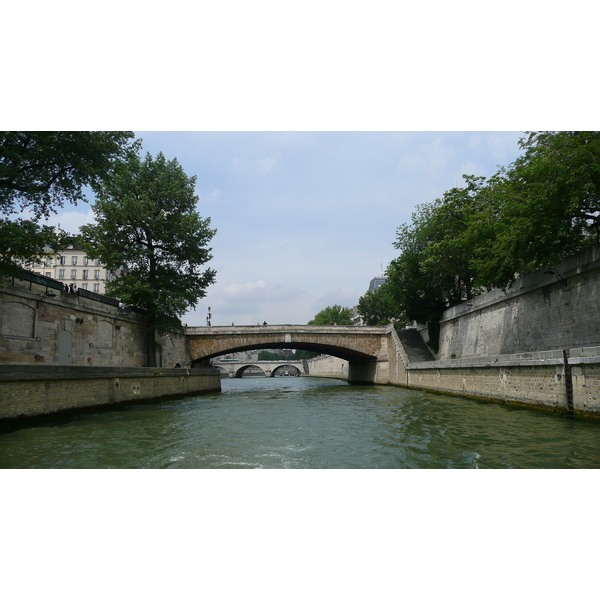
206,306,212,327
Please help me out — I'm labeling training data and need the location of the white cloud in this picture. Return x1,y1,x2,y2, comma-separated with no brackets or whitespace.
233,153,281,175
222,280,267,300
19,206,96,236
395,135,456,177
221,279,304,305
199,189,222,204
253,153,281,174
313,286,361,311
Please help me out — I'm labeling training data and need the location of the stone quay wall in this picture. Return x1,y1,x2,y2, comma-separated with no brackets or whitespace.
0,273,191,368
0,366,221,423
305,332,600,418
389,244,600,417
436,244,600,360
399,347,600,418
305,246,600,418
306,354,349,381
308,342,600,417
0,273,215,422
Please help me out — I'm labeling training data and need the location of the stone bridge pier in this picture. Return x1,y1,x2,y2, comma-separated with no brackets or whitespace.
185,325,394,384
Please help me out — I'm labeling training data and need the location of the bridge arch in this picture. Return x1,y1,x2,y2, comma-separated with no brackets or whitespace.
188,326,385,363
234,364,267,378
213,360,305,378
187,325,392,383
271,364,301,377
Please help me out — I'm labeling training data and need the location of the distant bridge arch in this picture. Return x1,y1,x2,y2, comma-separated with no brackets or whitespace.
213,359,305,378
271,364,302,377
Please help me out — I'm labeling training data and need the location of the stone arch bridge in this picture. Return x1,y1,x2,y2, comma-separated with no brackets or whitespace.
213,359,306,378
185,324,395,383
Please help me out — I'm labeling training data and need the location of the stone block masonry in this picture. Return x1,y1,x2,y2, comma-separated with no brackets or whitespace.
0,274,217,422
305,354,349,381
0,366,221,423
437,244,600,360
0,274,191,368
405,349,600,417
303,246,600,418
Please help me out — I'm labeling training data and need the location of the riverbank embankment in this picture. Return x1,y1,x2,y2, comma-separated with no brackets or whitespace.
306,340,600,418
0,366,221,424
307,244,600,418
0,272,220,423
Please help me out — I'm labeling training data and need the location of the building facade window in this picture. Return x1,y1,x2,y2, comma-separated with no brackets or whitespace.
94,270,101,280
72,256,78,265
59,256,66,265
93,283,100,293
58,269,65,279
71,269,77,280
83,257,89,265
45,272,51,278
82,270,89,279
81,283,88,290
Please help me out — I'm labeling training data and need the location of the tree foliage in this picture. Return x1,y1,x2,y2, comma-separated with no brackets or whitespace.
0,219,66,277
357,282,401,325
258,350,289,360
0,131,137,277
387,176,484,334
294,349,319,359
386,131,600,350
0,131,138,217
308,304,353,326
472,131,600,288
79,151,216,365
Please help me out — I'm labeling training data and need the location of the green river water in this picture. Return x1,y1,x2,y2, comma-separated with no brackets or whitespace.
1,376,599,468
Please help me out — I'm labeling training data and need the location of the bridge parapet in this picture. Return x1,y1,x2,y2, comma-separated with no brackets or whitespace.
186,324,388,336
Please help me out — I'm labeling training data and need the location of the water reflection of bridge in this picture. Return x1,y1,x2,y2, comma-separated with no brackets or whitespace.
212,359,307,378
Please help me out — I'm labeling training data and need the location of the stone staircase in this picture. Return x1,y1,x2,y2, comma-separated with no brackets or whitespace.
395,328,435,362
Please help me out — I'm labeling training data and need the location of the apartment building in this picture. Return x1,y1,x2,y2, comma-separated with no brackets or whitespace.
26,242,115,294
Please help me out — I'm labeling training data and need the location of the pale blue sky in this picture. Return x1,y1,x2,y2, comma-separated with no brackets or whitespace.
51,131,524,325
7,2,592,325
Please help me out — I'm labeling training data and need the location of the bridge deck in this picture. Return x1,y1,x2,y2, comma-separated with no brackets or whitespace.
186,324,392,364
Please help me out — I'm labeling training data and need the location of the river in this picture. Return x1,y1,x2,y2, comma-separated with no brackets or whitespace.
1,376,599,468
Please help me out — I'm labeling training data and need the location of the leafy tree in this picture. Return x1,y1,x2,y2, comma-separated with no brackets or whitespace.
387,175,486,351
294,349,319,359
389,183,470,304
386,249,447,352
471,131,600,288
0,131,138,216
386,131,600,350
79,151,216,366
258,350,288,360
308,305,353,326
0,131,137,277
357,281,401,325
0,219,65,277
